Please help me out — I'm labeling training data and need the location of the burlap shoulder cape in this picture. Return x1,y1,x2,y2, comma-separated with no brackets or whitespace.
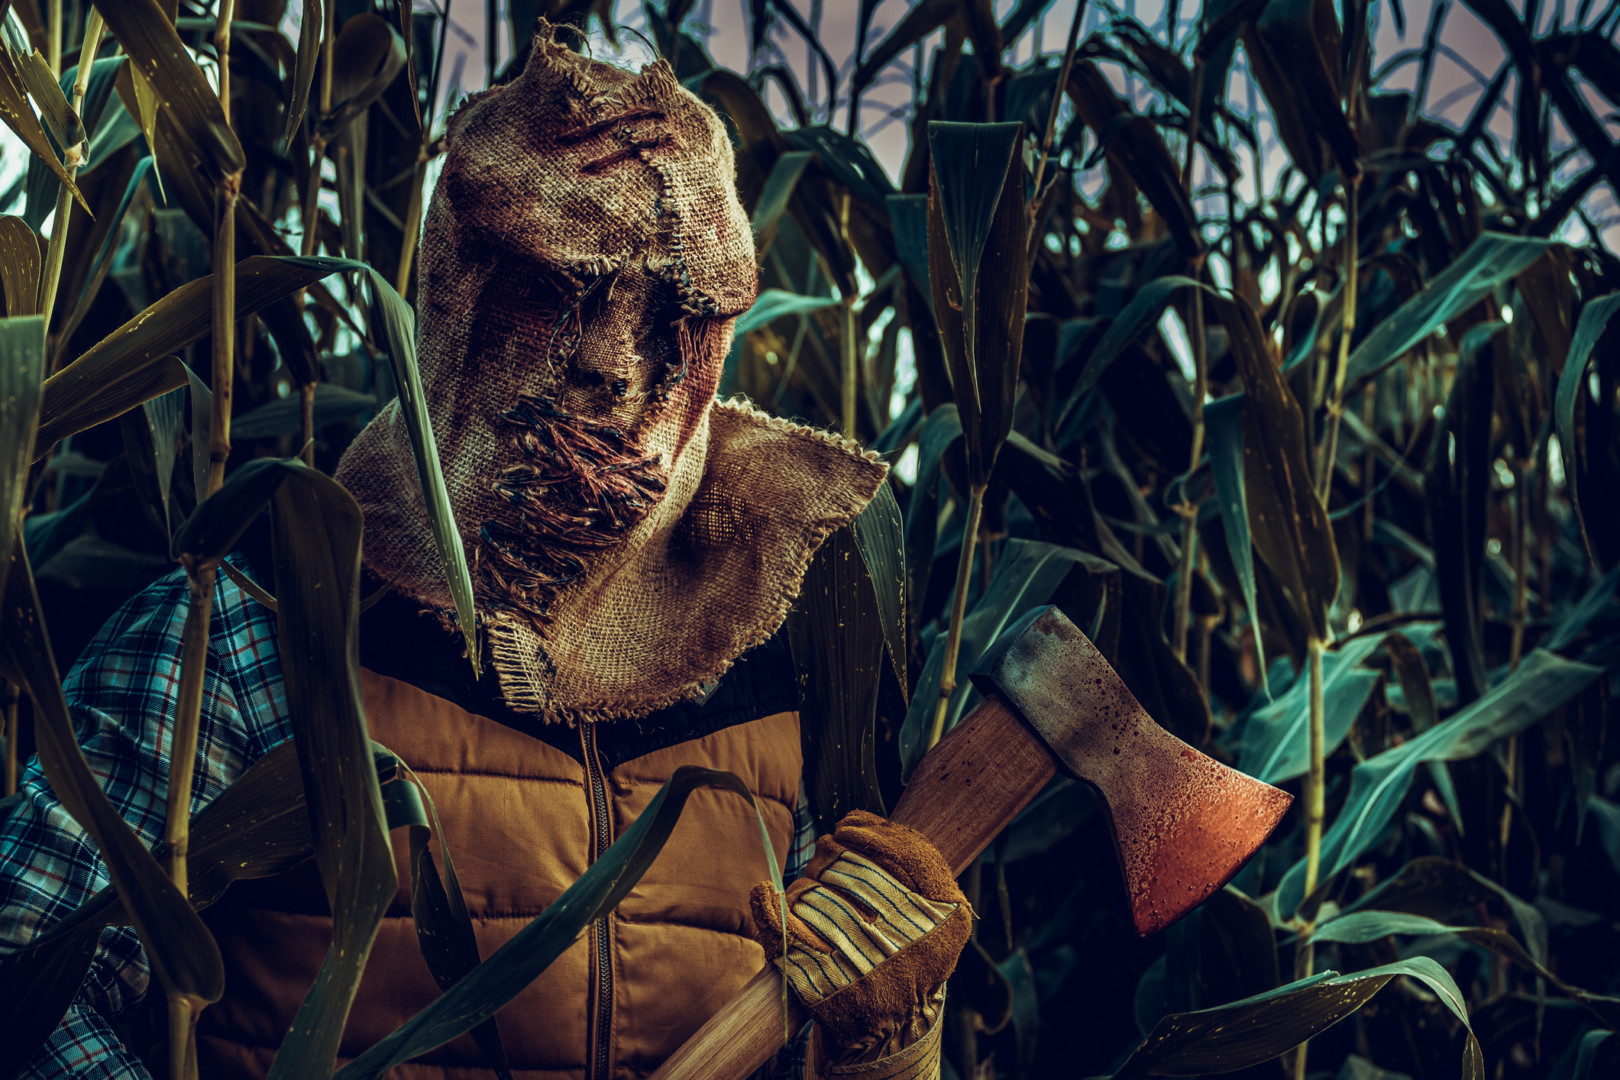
341,396,886,723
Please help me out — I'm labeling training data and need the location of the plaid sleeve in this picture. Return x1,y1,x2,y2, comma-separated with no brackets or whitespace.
16,1002,156,1080
785,777,817,882
0,555,288,1078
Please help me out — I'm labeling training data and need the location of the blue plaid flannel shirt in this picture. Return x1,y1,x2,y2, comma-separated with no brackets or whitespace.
0,560,819,1078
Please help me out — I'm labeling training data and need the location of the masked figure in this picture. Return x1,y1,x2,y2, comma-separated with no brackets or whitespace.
2,22,966,1080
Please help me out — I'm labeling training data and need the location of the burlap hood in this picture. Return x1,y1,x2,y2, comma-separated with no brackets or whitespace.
335,23,887,722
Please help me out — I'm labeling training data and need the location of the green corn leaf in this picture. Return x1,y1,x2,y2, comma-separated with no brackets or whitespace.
1205,393,1267,700
1063,62,1201,258
332,764,784,1080
0,216,41,317
1254,0,1359,181
790,521,890,832
1344,233,1555,388
35,255,353,460
1238,631,1392,784
1115,957,1481,1079
751,149,814,256
1554,292,1620,570
928,120,1027,485
851,478,907,698
736,289,842,337
281,0,323,148
0,314,43,606
10,45,78,147
170,456,293,567
54,155,155,349
91,0,245,184
1311,909,1620,1027
121,383,185,538
900,539,1110,778
231,384,378,440
1426,321,1503,704
0,48,90,216
0,906,99,1080
1059,274,1201,427
903,404,962,644
1276,649,1609,916
263,463,397,1080
0,539,225,1013
319,14,408,141
358,264,481,679
395,762,514,1080
1212,289,1339,643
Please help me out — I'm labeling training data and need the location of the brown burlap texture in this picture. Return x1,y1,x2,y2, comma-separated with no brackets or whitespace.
335,22,887,722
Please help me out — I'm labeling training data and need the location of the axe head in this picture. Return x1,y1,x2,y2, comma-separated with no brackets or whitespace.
972,606,1291,936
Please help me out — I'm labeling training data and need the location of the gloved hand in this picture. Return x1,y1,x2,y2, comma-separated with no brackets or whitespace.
749,810,972,1075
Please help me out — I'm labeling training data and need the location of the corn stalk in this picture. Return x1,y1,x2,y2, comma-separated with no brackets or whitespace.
1172,64,1207,661
928,483,986,750
163,4,239,1075
37,11,103,359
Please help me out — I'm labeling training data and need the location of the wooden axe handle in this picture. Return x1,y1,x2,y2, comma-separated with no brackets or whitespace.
648,693,1057,1080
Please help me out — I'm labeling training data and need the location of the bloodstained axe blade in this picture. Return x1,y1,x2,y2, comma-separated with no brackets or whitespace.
971,605,1293,936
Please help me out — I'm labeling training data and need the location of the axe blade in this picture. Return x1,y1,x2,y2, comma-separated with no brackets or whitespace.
972,606,1292,936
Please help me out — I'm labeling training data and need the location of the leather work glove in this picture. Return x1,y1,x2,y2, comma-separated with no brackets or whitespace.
750,810,972,1077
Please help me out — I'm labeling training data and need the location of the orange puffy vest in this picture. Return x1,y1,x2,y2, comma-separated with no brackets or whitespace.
195,664,800,1079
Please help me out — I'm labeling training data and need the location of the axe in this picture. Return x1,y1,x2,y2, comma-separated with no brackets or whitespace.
650,605,1292,1080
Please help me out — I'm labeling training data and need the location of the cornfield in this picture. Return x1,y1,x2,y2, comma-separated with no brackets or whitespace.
1,0,1618,1078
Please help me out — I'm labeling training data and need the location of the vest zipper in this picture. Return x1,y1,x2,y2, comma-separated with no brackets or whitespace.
582,724,614,1080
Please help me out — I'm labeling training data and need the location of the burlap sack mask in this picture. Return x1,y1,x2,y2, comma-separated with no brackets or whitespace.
335,22,887,723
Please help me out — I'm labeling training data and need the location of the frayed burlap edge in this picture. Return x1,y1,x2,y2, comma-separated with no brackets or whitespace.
486,397,888,724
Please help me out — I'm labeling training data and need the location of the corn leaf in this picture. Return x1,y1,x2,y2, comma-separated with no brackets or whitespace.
358,264,481,678
1065,62,1201,258
751,149,813,256
1555,292,1620,571
789,522,890,832
1254,0,1358,180
1060,274,1201,425
92,0,245,183
280,0,323,148
1425,321,1502,703
34,255,351,460
852,478,907,698
171,456,293,566
1276,649,1610,916
12,46,78,148
1344,233,1555,388
927,120,1027,485
900,539,1108,778
1311,910,1620,1027
0,216,41,317
1236,631,1390,783
1115,957,1481,1079
0,314,43,610
0,739,414,1074
264,463,396,1080
231,384,377,440
1205,393,1268,699
397,764,514,1080
0,909,99,1080
319,14,408,140
0,47,89,215
56,155,155,349
1213,289,1339,642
